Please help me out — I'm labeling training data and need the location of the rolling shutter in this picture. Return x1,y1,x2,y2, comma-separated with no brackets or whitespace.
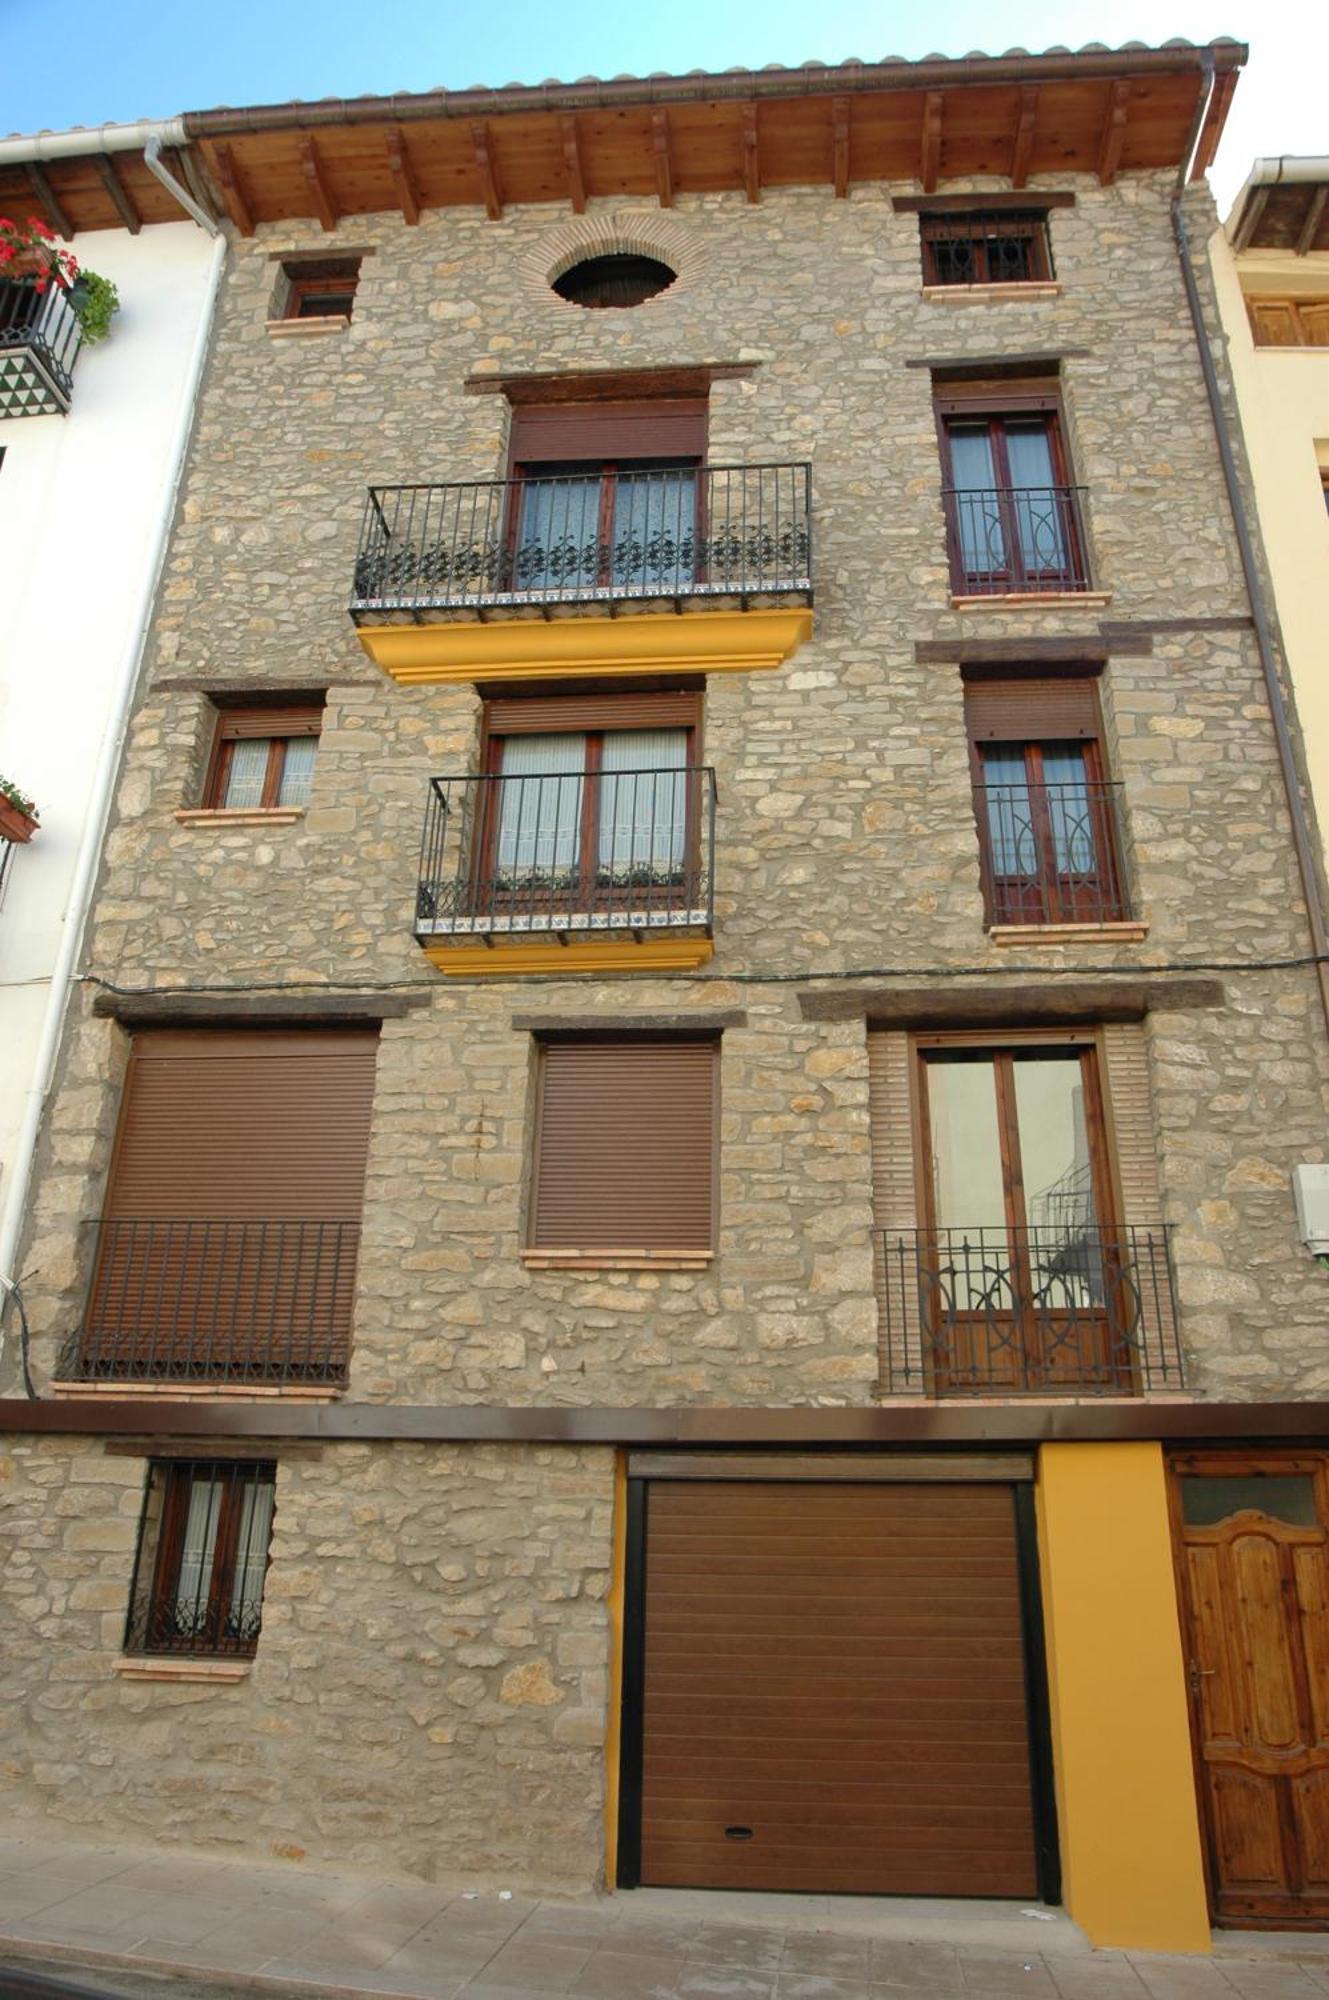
963,673,1101,742
484,691,700,735
509,399,707,464
531,1036,716,1253
217,705,323,741
639,1479,1039,1896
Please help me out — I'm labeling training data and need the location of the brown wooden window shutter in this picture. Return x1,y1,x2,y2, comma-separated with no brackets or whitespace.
530,1035,718,1255
483,690,702,739
205,698,324,811
508,398,707,465
963,673,1102,743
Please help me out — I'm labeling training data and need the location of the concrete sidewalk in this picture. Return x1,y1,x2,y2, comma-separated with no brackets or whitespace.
2,1821,1327,2000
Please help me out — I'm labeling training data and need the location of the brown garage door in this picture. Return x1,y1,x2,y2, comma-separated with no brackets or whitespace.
637,1480,1040,1896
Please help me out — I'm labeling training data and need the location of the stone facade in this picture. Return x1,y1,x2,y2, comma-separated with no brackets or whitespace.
3,162,1329,1880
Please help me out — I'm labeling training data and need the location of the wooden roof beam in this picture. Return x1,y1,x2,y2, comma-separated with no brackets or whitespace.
300,136,337,231
211,141,254,236
1010,87,1039,189
471,121,502,220
652,110,674,209
1231,183,1270,254
26,162,74,241
1191,67,1238,182
1296,185,1328,257
832,96,850,199
920,92,943,194
561,115,586,215
1097,80,1131,186
385,125,421,225
94,153,141,233
741,101,760,204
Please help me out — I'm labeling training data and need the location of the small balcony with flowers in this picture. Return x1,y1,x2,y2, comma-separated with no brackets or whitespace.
0,217,118,418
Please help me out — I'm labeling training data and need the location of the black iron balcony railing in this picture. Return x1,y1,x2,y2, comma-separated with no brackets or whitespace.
416,765,716,942
351,463,813,616
942,484,1091,595
875,1222,1182,1397
0,277,83,417
64,1218,359,1385
975,779,1130,927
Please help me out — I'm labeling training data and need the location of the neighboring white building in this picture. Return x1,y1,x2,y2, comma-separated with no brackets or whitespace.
0,127,223,1281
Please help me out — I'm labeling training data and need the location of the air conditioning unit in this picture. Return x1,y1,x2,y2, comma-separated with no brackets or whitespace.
1292,1164,1329,1255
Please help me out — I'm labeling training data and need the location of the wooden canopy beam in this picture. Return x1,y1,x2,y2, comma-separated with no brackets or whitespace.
652,110,674,209
471,121,502,220
920,92,943,194
211,142,254,236
300,136,337,232
1010,87,1039,189
385,125,421,225
831,96,850,199
1191,67,1237,182
1296,185,1328,257
1231,183,1270,254
26,162,73,241
1096,80,1131,185
561,115,586,215
94,153,141,233
741,101,761,204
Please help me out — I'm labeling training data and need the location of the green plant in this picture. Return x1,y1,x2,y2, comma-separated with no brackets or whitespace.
68,268,120,344
0,776,38,821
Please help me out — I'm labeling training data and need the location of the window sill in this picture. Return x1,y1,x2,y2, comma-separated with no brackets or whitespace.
265,316,351,339
114,1656,252,1684
950,590,1112,610
50,1380,344,1401
921,281,1061,303
989,920,1149,946
173,808,305,829
522,1249,713,1272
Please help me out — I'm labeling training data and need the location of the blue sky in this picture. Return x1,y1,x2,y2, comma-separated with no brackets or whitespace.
2,0,1325,214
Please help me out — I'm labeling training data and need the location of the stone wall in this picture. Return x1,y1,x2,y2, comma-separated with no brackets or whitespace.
7,173,1329,1406
0,1437,614,1885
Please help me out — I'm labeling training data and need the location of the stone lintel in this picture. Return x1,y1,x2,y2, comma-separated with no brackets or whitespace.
796,977,1226,1024
511,1011,746,1034
91,989,431,1026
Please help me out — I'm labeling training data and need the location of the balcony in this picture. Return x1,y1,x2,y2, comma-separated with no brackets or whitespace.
350,464,815,689
875,1222,1182,1397
975,778,1132,930
942,484,1092,598
60,1218,358,1388
415,763,716,975
0,278,83,417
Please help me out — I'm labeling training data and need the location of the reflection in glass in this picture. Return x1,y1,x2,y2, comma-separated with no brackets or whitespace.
1181,1475,1318,1528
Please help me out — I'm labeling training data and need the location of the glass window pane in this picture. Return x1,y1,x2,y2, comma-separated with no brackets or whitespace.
497,734,585,879
229,1477,275,1641
598,729,688,877
173,1476,223,1638
1041,744,1096,874
223,739,271,809
926,1058,1013,1315
516,476,602,591
947,425,1005,576
611,471,696,590
1014,1054,1100,1307
980,748,1036,877
278,736,317,807
1181,1475,1318,1528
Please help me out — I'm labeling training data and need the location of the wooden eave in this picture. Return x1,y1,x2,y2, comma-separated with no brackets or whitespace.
0,147,204,239
181,45,1245,234
1234,179,1329,257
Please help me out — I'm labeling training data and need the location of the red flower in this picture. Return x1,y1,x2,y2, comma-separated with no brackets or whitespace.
28,217,55,239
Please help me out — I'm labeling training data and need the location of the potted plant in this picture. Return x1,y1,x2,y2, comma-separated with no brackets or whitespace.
0,777,39,844
0,216,120,343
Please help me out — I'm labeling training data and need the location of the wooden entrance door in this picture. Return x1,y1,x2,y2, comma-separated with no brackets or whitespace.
1172,1452,1329,1927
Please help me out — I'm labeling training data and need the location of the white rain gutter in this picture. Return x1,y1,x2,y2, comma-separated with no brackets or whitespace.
0,118,188,164
0,218,227,1381
1225,155,1329,236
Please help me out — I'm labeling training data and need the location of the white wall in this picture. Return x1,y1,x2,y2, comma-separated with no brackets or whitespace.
0,220,216,1198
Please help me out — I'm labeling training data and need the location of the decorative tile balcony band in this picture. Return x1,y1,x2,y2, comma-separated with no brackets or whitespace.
0,278,83,417
975,778,1130,928
416,765,716,975
875,1223,1182,1397
350,463,813,621
942,483,1091,596
63,1218,358,1386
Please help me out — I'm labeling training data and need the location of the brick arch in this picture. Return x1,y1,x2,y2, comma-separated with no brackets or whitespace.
519,211,707,311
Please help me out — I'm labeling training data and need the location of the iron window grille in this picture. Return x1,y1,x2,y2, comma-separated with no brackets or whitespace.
125,1459,277,1659
920,211,1055,286
973,762,1131,927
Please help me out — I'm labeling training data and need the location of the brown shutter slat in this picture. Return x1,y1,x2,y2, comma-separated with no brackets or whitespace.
934,375,1060,414
218,706,323,740
1247,300,1301,347
509,398,707,463
963,673,1101,741
531,1037,716,1252
1301,304,1329,348
485,690,701,735
639,1480,1039,1896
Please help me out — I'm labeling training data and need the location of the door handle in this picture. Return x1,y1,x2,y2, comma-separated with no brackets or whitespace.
1188,1660,1217,1695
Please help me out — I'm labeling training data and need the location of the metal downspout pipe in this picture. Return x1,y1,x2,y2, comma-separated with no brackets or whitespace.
1170,54,1329,1042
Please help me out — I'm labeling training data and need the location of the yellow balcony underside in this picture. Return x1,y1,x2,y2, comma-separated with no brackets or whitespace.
357,608,813,685
422,933,715,976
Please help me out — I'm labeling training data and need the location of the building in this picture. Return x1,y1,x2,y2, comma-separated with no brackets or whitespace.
1210,160,1329,869
2,39,1328,1952
0,124,223,1274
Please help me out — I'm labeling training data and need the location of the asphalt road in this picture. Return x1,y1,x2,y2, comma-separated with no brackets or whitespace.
0,1957,264,2000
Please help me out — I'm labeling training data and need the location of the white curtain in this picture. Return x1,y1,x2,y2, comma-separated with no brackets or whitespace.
611,472,696,590
229,1479,275,1631
517,478,601,590
497,733,586,878
173,1476,223,1633
222,740,269,810
278,736,317,807
598,730,688,879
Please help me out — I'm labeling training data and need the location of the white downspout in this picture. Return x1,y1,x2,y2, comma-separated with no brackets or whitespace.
0,223,228,1370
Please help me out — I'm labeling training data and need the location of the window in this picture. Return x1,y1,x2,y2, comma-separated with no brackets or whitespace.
1246,298,1329,349
964,673,1127,926
528,1035,718,1260
203,700,323,812
552,254,676,309
920,211,1053,286
282,257,361,321
126,1459,276,1658
935,378,1088,595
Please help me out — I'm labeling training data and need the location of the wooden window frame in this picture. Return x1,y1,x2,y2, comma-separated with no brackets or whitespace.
506,455,704,594
920,211,1054,286
282,258,361,322
127,1458,277,1660
933,385,1087,593
202,703,323,812
1245,296,1329,348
